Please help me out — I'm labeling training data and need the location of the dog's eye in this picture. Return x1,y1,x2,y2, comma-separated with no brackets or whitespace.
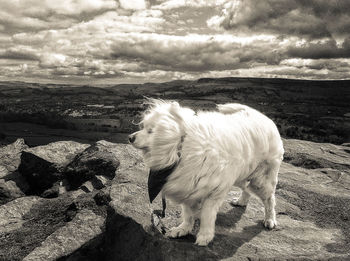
147,128,153,134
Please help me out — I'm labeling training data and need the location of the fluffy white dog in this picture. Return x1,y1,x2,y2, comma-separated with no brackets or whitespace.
129,99,284,246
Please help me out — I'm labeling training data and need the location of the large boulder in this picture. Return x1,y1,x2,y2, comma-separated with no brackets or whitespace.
25,140,90,166
18,151,63,195
17,141,90,196
64,140,119,190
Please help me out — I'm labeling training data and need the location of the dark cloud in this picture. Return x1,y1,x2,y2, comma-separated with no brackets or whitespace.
108,34,286,72
287,38,350,59
306,60,350,70
216,0,350,39
0,0,118,34
110,35,240,71
0,48,39,60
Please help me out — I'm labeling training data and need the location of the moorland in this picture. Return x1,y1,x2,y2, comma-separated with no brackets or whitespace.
0,77,349,146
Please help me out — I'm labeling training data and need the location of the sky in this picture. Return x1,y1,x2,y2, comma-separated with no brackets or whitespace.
0,0,350,85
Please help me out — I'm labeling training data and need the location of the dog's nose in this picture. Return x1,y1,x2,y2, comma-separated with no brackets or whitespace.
128,134,136,143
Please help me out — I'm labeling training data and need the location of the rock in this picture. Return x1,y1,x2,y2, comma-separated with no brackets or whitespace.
25,141,90,167
18,151,63,195
0,179,25,204
1,140,349,260
23,209,105,261
94,190,112,206
41,182,60,198
283,138,350,170
0,196,39,234
0,190,107,260
0,139,30,203
64,140,120,190
0,138,28,178
102,142,350,260
17,141,90,196
80,181,94,193
92,175,109,189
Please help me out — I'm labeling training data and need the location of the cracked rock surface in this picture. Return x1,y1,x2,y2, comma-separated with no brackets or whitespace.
0,138,349,260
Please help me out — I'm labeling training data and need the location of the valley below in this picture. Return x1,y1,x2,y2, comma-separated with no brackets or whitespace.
0,77,349,146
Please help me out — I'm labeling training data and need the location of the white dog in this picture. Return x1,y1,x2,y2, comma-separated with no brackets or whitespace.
129,99,284,246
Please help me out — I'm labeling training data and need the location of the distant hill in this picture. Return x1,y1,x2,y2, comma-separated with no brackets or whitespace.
0,77,349,146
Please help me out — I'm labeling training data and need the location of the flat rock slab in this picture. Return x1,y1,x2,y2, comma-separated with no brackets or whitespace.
23,209,104,261
0,196,39,234
24,141,90,167
283,138,350,170
106,141,350,260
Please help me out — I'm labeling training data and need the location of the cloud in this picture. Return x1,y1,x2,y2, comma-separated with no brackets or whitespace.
46,0,118,15
287,38,350,59
106,33,287,72
281,58,350,71
0,0,118,33
39,53,70,68
119,0,148,10
151,0,226,10
210,0,350,39
0,1,350,83
0,47,40,60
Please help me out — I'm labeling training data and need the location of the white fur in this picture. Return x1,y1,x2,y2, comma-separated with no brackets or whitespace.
130,99,284,246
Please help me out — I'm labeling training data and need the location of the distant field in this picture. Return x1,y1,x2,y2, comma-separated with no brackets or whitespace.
0,77,349,146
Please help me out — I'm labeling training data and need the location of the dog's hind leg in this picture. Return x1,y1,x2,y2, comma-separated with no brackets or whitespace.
169,204,195,238
248,158,281,229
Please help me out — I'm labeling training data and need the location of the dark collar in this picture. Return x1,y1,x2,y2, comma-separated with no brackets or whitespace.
148,162,178,203
148,134,185,203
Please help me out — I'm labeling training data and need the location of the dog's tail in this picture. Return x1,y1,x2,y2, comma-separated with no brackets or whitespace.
217,103,250,115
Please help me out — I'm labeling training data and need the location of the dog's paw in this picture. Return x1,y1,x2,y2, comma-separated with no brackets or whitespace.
169,225,191,238
195,232,214,246
264,218,277,229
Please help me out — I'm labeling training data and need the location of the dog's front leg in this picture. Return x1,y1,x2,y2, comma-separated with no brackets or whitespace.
169,204,194,238
195,198,220,246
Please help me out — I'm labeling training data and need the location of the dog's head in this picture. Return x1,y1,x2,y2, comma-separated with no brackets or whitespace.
129,99,194,170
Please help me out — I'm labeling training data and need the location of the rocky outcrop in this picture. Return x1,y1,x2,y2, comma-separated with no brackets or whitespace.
17,141,90,196
3,139,117,198
64,140,119,190
103,140,350,260
0,138,349,260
